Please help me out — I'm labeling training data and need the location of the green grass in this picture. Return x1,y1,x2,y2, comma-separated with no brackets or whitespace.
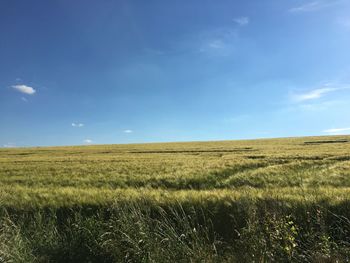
1,135,350,262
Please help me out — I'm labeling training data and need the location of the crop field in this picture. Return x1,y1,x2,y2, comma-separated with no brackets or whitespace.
1,135,350,262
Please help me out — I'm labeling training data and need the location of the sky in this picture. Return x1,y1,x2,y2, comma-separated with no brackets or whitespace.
1,0,350,147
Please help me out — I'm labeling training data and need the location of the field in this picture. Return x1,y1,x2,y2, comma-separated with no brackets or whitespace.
1,135,350,262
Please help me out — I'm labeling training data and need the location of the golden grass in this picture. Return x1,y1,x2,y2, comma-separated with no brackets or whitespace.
1,135,350,208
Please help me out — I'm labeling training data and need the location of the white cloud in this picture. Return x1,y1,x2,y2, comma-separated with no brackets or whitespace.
289,1,341,13
21,97,28,102
289,1,321,12
291,87,339,102
323,127,350,134
83,139,93,144
3,143,16,148
123,129,133,133
72,123,84,127
233,17,249,26
12,85,36,95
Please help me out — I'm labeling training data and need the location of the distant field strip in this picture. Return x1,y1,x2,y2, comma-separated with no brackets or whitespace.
1,136,350,208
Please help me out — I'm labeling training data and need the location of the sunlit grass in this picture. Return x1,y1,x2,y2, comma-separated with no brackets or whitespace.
1,135,350,261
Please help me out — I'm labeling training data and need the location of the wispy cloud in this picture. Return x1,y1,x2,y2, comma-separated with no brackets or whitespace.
296,100,342,111
207,39,225,49
291,87,339,102
336,17,350,29
198,28,238,56
3,143,16,148
286,84,350,112
123,129,133,133
72,123,84,127
21,97,28,102
289,1,339,13
233,17,249,26
323,127,350,134
289,1,321,12
83,139,93,144
12,84,36,95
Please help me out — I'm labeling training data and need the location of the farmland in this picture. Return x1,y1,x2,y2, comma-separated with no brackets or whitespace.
1,135,350,262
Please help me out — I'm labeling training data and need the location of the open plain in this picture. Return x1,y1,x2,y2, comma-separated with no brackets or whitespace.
1,136,350,262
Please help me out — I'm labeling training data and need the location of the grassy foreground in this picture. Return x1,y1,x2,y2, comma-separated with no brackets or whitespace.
1,136,350,262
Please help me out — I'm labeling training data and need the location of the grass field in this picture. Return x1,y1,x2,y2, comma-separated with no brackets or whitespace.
1,135,350,262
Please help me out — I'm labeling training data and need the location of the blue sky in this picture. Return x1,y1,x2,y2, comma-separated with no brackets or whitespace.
1,0,350,147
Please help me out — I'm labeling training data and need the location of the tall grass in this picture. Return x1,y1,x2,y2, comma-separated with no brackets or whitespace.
1,198,350,262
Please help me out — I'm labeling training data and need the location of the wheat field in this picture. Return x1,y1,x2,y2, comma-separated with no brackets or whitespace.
1,136,350,262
